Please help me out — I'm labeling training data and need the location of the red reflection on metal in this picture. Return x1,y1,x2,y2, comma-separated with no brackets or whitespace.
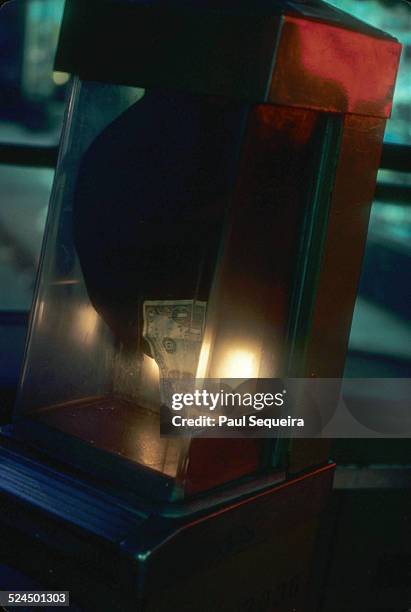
184,463,336,529
305,114,387,378
270,16,401,117
185,450,334,504
184,438,260,496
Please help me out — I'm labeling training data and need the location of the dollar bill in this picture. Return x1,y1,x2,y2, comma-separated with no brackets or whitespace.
143,300,207,406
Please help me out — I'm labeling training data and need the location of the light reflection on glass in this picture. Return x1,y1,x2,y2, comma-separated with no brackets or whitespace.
141,354,160,385
196,340,211,379
37,300,45,324
76,305,99,345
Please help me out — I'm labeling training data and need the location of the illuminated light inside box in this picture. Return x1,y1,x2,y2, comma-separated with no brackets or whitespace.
217,348,259,379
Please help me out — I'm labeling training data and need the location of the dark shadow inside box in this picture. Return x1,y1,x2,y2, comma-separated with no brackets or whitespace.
32,396,181,478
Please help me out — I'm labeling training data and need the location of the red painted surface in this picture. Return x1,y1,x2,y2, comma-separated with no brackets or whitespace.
185,438,261,496
270,15,401,117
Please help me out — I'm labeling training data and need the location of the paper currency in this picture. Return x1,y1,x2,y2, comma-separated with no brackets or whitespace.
143,300,207,406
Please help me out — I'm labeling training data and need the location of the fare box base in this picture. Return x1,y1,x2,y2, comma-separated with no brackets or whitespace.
0,441,335,611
